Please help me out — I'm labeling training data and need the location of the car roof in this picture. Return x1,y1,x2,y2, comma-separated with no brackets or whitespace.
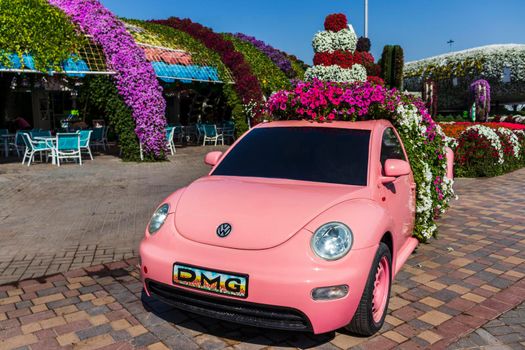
255,119,392,130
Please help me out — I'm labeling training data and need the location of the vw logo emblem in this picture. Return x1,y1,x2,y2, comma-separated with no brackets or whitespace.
216,223,232,238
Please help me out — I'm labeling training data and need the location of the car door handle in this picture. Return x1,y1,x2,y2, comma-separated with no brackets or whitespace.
410,184,416,191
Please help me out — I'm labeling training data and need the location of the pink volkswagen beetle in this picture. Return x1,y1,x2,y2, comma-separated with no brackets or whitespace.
140,120,430,335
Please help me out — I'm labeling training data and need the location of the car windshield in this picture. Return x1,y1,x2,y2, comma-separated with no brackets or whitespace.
212,126,370,186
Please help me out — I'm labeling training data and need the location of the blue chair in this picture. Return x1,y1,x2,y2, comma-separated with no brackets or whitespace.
222,121,236,143
56,133,81,166
30,130,51,138
202,124,224,146
90,127,105,150
20,133,52,166
12,131,29,157
166,127,176,155
77,130,93,160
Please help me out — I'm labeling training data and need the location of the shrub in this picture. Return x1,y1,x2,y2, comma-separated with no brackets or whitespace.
380,45,404,88
495,127,521,171
455,125,504,177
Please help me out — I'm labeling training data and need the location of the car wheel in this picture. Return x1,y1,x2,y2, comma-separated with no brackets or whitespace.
346,242,392,336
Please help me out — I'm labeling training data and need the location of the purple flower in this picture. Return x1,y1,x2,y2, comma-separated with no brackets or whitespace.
47,0,167,157
233,33,296,78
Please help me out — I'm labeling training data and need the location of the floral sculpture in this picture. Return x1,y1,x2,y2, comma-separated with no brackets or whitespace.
470,79,491,121
305,13,368,83
47,0,167,158
266,79,455,242
233,33,296,78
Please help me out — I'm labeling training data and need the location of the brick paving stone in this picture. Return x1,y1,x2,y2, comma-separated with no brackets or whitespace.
1,152,524,349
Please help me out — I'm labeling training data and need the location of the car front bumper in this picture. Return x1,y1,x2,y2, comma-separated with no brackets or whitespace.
139,220,377,334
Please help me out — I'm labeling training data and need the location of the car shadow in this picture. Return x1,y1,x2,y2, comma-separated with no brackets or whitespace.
140,290,342,349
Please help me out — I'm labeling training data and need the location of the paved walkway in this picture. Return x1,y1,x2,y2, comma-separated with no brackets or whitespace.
450,301,525,349
0,146,227,284
1,155,524,349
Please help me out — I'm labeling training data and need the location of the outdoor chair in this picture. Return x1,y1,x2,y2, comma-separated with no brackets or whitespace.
20,133,53,166
30,130,51,139
166,127,176,155
11,131,28,157
90,127,105,151
202,124,224,146
196,124,205,145
77,130,93,160
222,121,236,144
56,133,82,166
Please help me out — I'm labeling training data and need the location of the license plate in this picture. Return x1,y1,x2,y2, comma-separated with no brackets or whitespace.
173,263,248,298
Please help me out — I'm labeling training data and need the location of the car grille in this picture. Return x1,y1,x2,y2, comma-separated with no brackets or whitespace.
146,280,312,332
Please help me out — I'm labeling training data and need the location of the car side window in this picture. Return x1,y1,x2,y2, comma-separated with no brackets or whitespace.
380,128,406,169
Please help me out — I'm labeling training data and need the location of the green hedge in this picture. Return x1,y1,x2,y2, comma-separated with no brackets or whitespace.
222,34,291,95
380,45,404,89
0,0,85,71
79,76,141,161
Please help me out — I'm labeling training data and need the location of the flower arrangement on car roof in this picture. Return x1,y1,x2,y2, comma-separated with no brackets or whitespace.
266,13,455,242
305,13,382,85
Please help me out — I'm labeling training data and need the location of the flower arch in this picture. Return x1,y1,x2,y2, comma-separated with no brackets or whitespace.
47,0,167,157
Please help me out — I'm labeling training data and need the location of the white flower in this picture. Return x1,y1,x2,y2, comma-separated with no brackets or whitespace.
464,125,504,164
312,29,357,53
304,64,366,83
497,127,521,158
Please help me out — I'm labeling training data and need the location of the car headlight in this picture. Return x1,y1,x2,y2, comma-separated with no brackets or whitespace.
148,204,170,234
311,222,353,261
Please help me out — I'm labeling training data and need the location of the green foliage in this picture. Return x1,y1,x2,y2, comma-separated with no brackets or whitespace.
287,56,306,80
393,45,404,89
79,76,141,161
222,34,291,95
125,20,248,136
380,45,404,89
380,45,393,87
0,0,86,71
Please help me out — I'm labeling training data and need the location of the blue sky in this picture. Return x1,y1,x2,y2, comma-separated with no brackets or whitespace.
101,0,525,64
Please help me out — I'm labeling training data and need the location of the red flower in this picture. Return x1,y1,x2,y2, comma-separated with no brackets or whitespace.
367,76,384,86
313,52,333,66
324,13,348,32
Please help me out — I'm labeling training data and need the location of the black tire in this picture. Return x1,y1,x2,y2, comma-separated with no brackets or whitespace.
346,242,392,336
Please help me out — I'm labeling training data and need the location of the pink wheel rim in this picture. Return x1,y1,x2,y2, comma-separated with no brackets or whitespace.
372,256,390,323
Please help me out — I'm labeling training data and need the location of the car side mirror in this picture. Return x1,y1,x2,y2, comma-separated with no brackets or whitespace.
380,159,411,184
204,151,223,166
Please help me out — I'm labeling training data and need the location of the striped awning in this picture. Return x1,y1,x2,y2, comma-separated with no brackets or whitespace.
138,43,232,84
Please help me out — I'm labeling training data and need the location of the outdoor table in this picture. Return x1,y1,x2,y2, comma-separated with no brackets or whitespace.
1,134,15,158
34,136,57,165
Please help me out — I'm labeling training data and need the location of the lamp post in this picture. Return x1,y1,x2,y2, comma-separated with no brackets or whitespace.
364,0,369,38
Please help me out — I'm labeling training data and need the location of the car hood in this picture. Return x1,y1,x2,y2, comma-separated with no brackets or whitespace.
174,176,370,250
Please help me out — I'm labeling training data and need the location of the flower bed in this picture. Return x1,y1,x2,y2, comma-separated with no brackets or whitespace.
440,122,525,139
266,79,454,242
445,123,525,177
48,0,167,159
